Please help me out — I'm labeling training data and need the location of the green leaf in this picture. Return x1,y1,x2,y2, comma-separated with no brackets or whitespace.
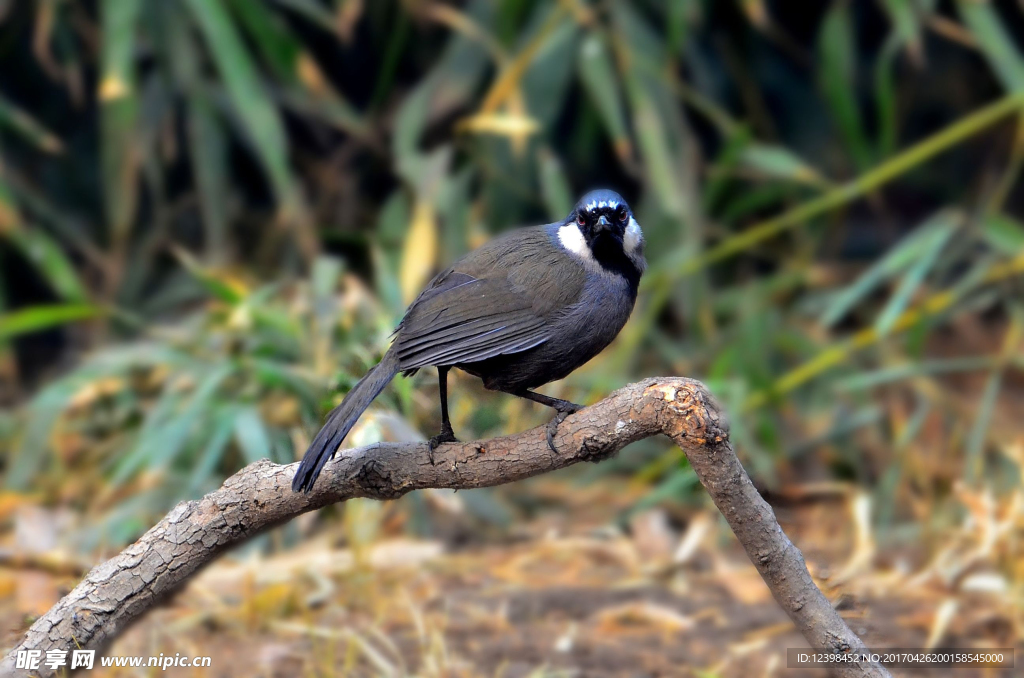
112,363,235,485
392,0,492,169
820,214,957,327
99,0,143,243
6,229,89,303
519,6,577,129
6,343,190,488
228,0,301,80
537,147,572,221
878,0,921,53
173,247,246,305
234,406,272,464
0,304,104,340
373,192,409,317
965,366,1003,482
703,126,754,212
249,359,318,409
738,143,829,186
628,79,685,216
0,93,63,153
187,405,238,494
187,95,231,262
269,0,338,33
279,86,368,137
981,213,1024,256
873,35,901,158
875,213,957,335
0,162,17,233
818,2,872,169
834,356,993,391
311,255,343,302
578,33,631,159
6,373,88,489
957,0,1024,92
184,0,298,211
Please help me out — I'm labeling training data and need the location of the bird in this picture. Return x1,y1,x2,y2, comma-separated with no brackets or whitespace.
292,189,646,493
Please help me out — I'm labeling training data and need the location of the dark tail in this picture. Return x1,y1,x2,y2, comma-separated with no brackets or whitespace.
292,349,401,493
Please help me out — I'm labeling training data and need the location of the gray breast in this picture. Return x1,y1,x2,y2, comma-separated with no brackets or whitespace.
467,269,635,390
552,271,636,358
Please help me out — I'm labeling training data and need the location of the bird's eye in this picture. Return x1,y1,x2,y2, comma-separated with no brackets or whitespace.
576,212,586,227
617,205,628,223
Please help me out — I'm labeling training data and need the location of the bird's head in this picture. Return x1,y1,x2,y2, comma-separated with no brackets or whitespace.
558,189,645,281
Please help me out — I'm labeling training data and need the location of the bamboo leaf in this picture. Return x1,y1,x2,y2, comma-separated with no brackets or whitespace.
703,127,755,212
228,0,301,80
0,304,104,340
172,246,248,305
112,363,235,485
964,317,1023,481
278,84,367,138
478,3,567,114
877,0,921,55
0,275,12,389
373,192,409,317
820,217,946,327
0,93,63,153
738,144,830,186
537,147,573,221
187,95,230,262
818,2,872,169
187,405,238,494
628,79,684,216
873,36,901,158
269,0,338,34
746,251,1024,410
392,0,492,165
6,229,90,303
681,93,1024,275
834,357,995,391
234,406,272,464
184,0,298,211
957,0,1024,92
618,93,1024,368
519,12,576,130
578,33,631,161
399,200,438,305
875,213,958,335
99,0,143,243
0,162,20,234
981,213,1024,256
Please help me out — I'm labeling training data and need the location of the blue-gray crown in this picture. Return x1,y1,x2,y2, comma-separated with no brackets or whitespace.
575,189,628,216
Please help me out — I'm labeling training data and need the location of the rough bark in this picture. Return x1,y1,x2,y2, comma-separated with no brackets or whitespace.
1,377,890,678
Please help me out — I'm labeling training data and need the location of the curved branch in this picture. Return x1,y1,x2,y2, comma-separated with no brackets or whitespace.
1,378,890,678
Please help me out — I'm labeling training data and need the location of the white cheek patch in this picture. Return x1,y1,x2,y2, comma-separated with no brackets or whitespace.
624,217,643,253
557,223,593,260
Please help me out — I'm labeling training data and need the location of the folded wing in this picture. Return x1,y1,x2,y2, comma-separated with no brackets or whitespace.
394,271,552,370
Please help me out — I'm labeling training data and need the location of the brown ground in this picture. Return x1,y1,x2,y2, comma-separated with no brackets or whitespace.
2,471,1021,677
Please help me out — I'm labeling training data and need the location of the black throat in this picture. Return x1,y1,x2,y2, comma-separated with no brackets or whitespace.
590,233,643,291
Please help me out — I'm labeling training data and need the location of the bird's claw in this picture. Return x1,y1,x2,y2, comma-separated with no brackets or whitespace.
545,405,582,454
427,428,458,465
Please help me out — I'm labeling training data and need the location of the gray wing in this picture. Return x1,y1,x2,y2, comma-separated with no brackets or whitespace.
393,270,552,370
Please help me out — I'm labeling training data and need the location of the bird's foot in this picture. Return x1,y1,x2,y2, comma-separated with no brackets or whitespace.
427,427,458,465
545,402,583,454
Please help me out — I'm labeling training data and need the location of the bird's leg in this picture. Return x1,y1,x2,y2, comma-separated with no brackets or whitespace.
427,366,458,464
511,389,583,454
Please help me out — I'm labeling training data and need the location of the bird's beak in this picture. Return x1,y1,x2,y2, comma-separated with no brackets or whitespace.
596,215,610,231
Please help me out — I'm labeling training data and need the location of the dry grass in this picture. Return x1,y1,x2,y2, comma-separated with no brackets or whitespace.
2,468,1020,678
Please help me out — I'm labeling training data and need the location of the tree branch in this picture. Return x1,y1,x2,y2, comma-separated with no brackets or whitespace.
1,378,890,678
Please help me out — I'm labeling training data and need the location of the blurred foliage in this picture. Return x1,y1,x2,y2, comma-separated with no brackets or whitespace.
0,0,1023,550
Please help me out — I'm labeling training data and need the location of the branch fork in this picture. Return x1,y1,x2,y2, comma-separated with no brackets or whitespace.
1,377,890,678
